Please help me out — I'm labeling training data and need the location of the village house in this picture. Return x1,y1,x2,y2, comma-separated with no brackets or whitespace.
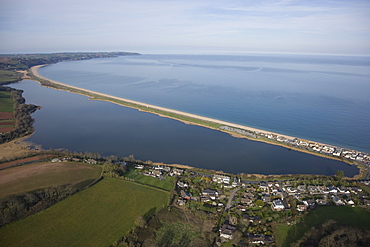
316,198,329,205
236,205,247,212
242,213,262,223
262,194,271,203
169,168,184,176
303,199,316,208
297,185,307,192
297,204,307,212
332,195,345,206
246,234,273,245
180,190,192,200
219,224,236,240
177,181,188,188
259,182,268,191
272,199,289,211
272,199,285,211
85,159,97,164
177,199,186,206
241,197,253,205
213,174,231,184
151,170,162,177
327,186,338,193
202,189,218,197
135,164,144,169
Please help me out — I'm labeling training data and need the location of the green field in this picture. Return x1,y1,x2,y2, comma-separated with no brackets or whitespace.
0,162,102,199
277,206,370,247
0,69,21,85
125,171,175,191
0,91,13,112
0,179,169,247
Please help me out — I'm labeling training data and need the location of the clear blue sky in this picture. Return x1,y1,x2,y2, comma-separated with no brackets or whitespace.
1,0,369,55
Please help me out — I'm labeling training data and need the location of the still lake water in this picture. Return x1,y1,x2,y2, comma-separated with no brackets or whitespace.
12,79,358,176
38,54,370,154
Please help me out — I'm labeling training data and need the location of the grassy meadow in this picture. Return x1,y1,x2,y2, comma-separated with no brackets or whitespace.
0,162,102,199
0,179,169,247
0,69,21,85
0,91,13,112
125,170,175,191
277,206,370,247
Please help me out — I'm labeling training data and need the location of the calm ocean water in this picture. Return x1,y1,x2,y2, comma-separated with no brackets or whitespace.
38,54,370,153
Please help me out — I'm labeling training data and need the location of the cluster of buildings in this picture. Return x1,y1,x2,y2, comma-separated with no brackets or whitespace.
173,171,370,244
135,164,183,178
131,162,369,244
220,125,370,166
51,157,96,164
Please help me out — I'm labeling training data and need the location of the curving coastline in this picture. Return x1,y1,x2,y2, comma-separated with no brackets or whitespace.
28,65,366,178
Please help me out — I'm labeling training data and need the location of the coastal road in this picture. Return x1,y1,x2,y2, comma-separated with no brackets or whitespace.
225,188,239,212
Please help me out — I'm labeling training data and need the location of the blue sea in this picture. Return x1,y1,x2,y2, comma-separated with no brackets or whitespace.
39,53,370,153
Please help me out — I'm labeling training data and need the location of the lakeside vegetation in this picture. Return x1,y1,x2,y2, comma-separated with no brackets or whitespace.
0,87,39,143
0,87,40,144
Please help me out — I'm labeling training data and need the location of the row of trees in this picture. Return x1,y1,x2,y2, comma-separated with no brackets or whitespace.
0,185,79,227
0,87,40,144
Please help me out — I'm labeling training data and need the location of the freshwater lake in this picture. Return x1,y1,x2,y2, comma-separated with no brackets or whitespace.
12,79,358,177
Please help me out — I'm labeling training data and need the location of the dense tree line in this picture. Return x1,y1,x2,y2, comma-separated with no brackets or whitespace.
0,185,79,227
292,220,370,247
102,162,126,178
118,206,212,247
0,87,40,144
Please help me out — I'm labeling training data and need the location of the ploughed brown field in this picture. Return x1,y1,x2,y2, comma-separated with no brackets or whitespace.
0,155,53,170
0,112,13,120
0,112,14,132
0,126,13,132
0,122,14,125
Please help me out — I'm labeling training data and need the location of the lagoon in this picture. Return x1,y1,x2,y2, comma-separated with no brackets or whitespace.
11,80,358,176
